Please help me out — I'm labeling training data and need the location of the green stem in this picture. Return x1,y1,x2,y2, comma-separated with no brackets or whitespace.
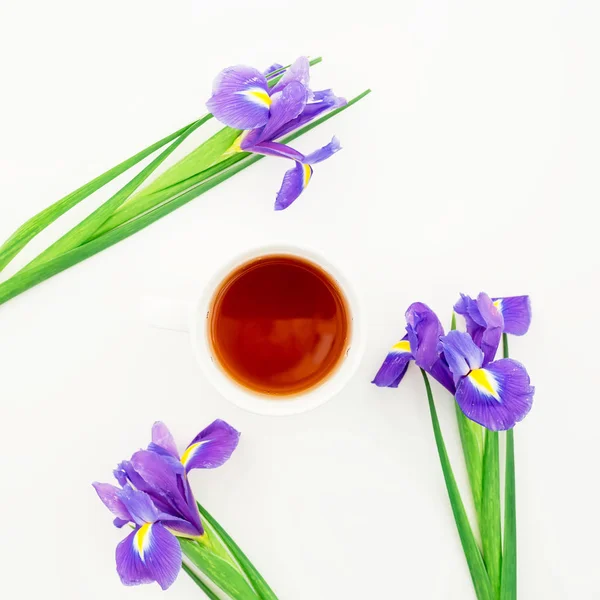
182,563,221,600
421,369,494,600
500,334,517,600
0,89,371,307
481,430,502,598
452,312,485,525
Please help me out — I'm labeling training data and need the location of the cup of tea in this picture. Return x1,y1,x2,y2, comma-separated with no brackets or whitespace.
142,245,366,416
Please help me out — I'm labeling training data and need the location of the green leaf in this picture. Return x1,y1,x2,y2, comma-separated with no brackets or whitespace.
0,89,371,307
179,538,260,600
0,120,199,273
481,430,502,598
23,116,211,271
197,501,279,600
501,334,517,600
420,369,495,600
181,563,222,600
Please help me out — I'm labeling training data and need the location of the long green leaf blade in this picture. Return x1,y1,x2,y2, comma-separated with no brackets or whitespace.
179,539,260,600
0,120,197,273
197,501,278,600
23,117,210,270
481,430,502,598
420,369,494,600
181,563,222,600
501,334,517,600
0,89,371,307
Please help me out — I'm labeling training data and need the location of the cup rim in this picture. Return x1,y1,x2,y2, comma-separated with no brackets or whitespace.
189,243,366,416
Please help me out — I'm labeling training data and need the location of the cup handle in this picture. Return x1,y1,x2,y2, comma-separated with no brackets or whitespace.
141,295,193,333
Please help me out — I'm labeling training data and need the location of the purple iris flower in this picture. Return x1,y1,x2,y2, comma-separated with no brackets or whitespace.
439,331,534,431
93,420,240,590
206,57,346,210
372,296,535,431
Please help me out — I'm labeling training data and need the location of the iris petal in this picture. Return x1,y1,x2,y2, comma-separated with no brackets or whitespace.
271,56,310,94
207,65,271,129
93,482,132,523
257,81,308,144
493,295,532,335
149,421,179,459
304,136,341,164
182,419,241,472
372,340,413,388
438,330,484,384
455,358,534,431
116,524,182,590
405,302,445,371
274,162,312,211
242,139,304,162
117,486,160,527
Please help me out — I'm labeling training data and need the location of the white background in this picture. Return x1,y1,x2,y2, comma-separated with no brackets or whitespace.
0,1,598,598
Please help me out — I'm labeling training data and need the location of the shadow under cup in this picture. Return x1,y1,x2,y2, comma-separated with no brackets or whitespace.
194,247,364,416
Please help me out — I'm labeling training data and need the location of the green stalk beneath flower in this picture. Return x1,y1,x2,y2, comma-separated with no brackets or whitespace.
452,313,485,525
481,430,502,598
0,89,371,307
420,369,494,600
500,334,517,600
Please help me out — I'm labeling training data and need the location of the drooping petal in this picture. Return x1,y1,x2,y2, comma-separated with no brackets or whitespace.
303,136,341,164
493,296,532,336
438,330,484,385
149,421,179,459
271,56,310,94
181,419,241,472
455,358,534,431
405,302,445,371
116,524,182,590
93,482,132,523
274,162,313,211
372,340,413,388
206,65,271,129
117,486,160,527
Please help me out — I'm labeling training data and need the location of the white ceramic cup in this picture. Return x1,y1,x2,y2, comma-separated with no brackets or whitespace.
142,244,366,416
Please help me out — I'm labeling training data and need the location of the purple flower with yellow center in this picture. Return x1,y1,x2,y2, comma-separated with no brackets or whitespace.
438,330,534,431
206,57,346,210
93,419,240,590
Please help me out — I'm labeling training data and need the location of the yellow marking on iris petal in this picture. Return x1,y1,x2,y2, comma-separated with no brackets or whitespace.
224,131,248,156
181,442,202,466
391,340,411,353
493,299,502,310
303,164,312,188
243,89,272,107
468,368,500,399
135,523,152,560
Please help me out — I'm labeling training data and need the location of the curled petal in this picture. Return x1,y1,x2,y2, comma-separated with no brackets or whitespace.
257,81,308,143
149,421,179,459
493,296,532,335
242,139,304,162
304,136,341,164
455,359,534,431
182,419,241,472
438,331,484,384
274,162,313,211
271,56,310,94
93,482,132,523
372,340,413,388
116,524,182,590
207,65,271,129
405,302,445,371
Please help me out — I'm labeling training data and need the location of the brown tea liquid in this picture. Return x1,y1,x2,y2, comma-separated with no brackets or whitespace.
208,254,350,396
